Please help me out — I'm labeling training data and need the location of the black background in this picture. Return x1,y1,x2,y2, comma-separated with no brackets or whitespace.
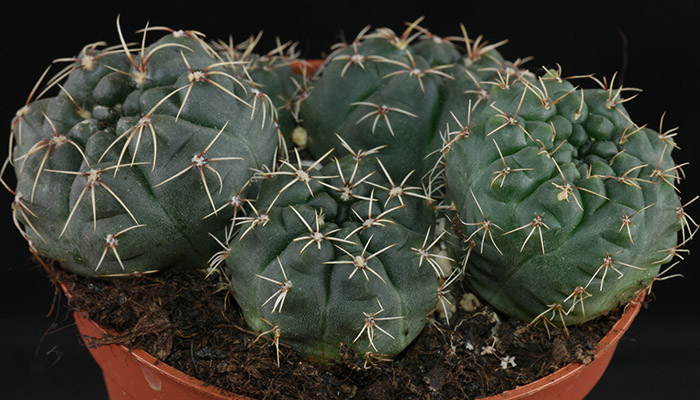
1,1,698,399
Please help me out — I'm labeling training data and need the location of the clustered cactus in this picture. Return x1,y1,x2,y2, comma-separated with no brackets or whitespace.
5,17,694,364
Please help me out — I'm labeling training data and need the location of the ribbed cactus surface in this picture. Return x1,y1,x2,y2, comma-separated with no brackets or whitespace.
226,154,442,360
444,69,684,325
299,19,512,184
8,21,286,277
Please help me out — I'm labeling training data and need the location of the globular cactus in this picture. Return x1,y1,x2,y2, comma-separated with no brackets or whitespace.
5,18,294,277
443,65,691,327
298,18,513,184
225,152,451,361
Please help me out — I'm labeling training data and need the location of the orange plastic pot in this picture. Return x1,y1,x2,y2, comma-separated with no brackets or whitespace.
65,284,645,400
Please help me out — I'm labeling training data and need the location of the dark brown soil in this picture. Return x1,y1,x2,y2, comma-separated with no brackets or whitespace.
46,261,623,399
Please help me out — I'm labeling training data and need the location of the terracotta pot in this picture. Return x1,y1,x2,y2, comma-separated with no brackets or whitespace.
64,282,645,400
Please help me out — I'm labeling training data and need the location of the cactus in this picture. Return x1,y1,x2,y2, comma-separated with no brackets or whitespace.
443,66,690,326
5,18,291,277
6,16,693,371
225,152,449,361
298,18,513,184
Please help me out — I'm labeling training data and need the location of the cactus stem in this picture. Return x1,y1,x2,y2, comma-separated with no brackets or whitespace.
256,257,292,313
350,101,419,137
463,188,503,254
412,226,454,278
585,252,647,292
490,139,534,188
618,203,655,244
353,298,405,352
95,224,146,271
502,212,550,255
563,286,592,322
325,234,394,284
289,205,356,253
253,317,283,367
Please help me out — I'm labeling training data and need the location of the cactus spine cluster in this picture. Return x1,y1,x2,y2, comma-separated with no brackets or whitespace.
5,17,693,364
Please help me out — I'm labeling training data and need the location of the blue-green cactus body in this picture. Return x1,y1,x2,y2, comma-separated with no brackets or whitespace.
299,25,508,184
10,29,280,277
444,73,682,325
226,155,440,360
